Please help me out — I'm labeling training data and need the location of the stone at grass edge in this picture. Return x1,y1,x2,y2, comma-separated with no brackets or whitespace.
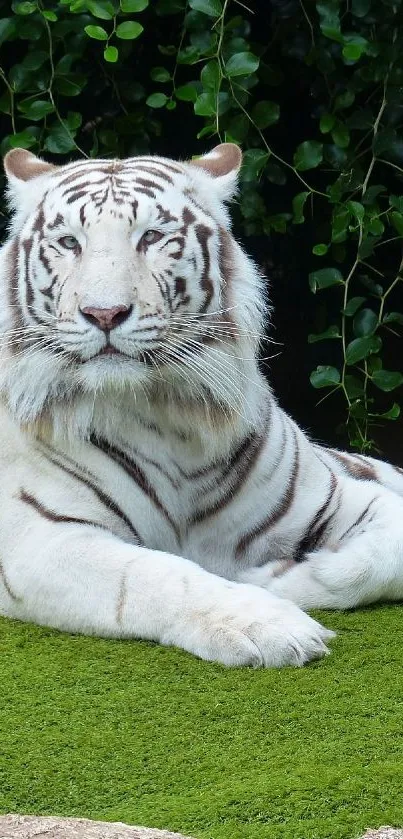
1,818,402,839
360,832,403,839
0,815,195,838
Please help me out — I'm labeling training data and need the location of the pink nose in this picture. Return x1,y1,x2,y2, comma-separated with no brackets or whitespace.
80,305,132,331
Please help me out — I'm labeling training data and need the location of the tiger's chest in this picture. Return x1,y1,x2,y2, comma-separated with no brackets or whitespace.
43,424,277,577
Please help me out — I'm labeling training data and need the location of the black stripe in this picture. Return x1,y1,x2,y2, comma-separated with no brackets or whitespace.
236,427,299,559
91,436,180,540
19,488,108,531
41,445,140,542
190,412,271,525
294,471,338,560
338,497,379,543
328,448,377,481
0,556,21,602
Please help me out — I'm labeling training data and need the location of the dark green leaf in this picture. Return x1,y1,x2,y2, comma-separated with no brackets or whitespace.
334,90,356,110
331,121,350,148
362,185,385,205
22,51,48,70
264,213,291,234
194,91,215,116
310,366,341,388
266,162,286,185
104,45,118,62
331,207,350,242
308,325,340,343
319,114,335,134
87,1,114,19
44,124,77,154
18,98,54,120
389,195,403,213
54,76,86,96
0,18,17,46
309,267,344,293
342,35,369,61
312,244,328,256
342,296,366,317
292,191,310,224
251,100,280,129
383,312,403,326
358,237,381,259
175,84,198,102
390,211,403,236
368,217,384,236
200,61,220,91
347,201,365,223
8,129,37,149
241,149,269,182
294,141,323,171
376,403,400,420
150,66,171,82
84,24,108,40
177,46,200,65
116,21,144,38
344,374,365,398
188,0,222,15
358,273,383,295
353,308,378,337
316,2,342,41
372,370,403,391
65,111,82,131
352,0,371,15
225,52,259,77
12,1,36,13
120,0,149,9
146,92,168,108
345,335,382,365
226,114,249,143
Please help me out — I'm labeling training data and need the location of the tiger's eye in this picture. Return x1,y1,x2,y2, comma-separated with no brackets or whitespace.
58,235,80,251
141,230,163,246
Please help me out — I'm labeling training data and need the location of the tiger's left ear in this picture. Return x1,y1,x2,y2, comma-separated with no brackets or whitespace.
188,143,242,201
3,148,57,207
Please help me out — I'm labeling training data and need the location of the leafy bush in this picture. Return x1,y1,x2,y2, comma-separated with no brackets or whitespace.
1,0,403,450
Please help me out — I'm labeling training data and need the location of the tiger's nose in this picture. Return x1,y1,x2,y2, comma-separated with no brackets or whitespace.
80,305,133,331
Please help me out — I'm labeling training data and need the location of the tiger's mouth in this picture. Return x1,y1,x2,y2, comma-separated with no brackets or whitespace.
98,346,122,356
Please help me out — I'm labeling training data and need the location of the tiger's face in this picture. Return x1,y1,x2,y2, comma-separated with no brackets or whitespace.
1,144,263,427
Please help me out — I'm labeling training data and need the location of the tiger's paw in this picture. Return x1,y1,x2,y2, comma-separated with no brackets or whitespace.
175,582,335,668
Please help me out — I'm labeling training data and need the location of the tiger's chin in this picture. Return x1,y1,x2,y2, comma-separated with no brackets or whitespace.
76,352,153,391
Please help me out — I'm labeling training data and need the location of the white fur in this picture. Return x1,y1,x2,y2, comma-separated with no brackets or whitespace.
0,147,402,668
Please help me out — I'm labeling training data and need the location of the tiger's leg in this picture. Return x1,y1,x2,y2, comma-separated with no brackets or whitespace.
239,481,403,610
0,515,334,668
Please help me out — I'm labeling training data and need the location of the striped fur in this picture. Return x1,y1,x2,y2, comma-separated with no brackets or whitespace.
0,144,402,668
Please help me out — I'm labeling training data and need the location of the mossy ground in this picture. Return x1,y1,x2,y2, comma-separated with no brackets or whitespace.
1,606,403,839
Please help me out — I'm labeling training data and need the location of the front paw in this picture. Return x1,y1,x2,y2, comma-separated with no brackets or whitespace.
176,582,335,668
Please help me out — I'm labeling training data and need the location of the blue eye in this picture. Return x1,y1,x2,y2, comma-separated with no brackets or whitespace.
58,235,80,251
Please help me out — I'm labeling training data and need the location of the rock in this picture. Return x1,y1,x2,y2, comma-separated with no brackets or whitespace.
360,830,403,838
0,815,195,839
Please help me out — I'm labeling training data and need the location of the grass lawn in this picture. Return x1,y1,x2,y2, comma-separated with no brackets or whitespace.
1,606,403,839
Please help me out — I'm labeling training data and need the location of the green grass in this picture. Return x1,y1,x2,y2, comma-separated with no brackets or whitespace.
1,607,403,839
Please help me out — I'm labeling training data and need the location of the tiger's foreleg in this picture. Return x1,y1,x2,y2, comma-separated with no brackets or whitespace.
0,517,334,667
239,481,403,610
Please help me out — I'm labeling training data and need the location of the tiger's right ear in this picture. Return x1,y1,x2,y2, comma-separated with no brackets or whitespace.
4,148,57,182
4,149,57,207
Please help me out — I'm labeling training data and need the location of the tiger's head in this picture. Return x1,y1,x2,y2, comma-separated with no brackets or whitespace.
0,144,265,433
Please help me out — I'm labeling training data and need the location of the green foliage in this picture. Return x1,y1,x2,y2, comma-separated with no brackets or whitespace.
0,0,403,450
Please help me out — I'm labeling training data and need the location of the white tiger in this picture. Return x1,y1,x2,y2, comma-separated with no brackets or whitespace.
0,142,403,668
